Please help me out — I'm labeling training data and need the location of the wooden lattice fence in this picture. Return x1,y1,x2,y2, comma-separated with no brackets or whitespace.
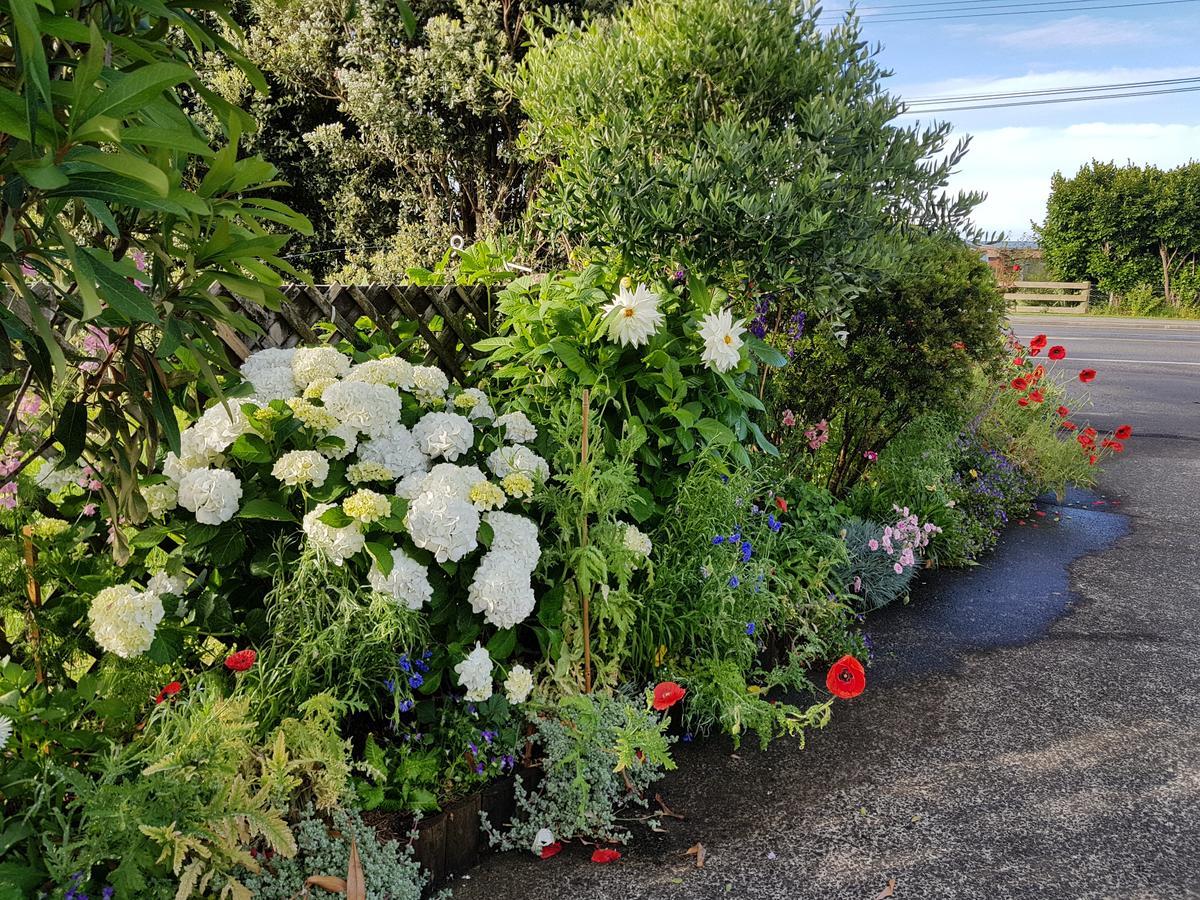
211,283,497,383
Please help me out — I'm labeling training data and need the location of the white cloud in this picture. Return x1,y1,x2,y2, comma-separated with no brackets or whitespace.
948,16,1165,50
950,123,1200,236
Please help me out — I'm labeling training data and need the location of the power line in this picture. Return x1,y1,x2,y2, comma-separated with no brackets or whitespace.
905,83,1200,111
820,0,1199,23
909,74,1200,104
824,0,1143,15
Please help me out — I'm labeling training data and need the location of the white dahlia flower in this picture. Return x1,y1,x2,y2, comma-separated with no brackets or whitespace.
88,584,165,658
142,482,178,517
357,428,428,479
494,411,537,444
177,468,242,524
368,548,433,610
405,490,480,563
302,503,366,565
468,551,536,629
602,282,664,347
454,642,493,702
485,511,541,570
347,356,415,389
292,346,351,388
320,381,402,439
486,444,550,482
622,523,652,558
413,412,474,461
698,308,747,373
272,449,330,487
411,366,449,405
504,664,534,704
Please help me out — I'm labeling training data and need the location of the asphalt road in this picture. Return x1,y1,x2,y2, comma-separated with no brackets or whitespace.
453,317,1200,900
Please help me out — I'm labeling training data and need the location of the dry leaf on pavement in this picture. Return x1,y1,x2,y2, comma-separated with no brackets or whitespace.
685,842,706,868
872,877,897,899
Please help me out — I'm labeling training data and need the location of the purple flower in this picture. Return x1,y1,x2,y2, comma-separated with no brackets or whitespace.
729,575,740,588
383,678,396,694
408,673,424,689
482,730,496,744
740,541,753,562
398,699,414,712
746,622,756,636
712,535,725,544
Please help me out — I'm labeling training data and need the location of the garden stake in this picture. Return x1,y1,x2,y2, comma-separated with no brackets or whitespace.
580,388,593,694
21,525,45,684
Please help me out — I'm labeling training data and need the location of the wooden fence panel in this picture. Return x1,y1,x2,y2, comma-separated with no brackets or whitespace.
210,283,496,383
1004,281,1091,315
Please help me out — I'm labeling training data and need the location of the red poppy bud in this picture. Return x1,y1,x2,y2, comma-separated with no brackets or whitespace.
1017,397,1029,407
652,681,686,710
154,681,182,704
775,496,787,513
1057,406,1069,417
1048,346,1067,360
826,655,866,699
1078,369,1097,383
1012,357,1024,367
1089,454,1097,465
1061,421,1077,431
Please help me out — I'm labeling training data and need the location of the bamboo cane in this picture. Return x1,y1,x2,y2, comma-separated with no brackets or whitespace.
580,389,592,694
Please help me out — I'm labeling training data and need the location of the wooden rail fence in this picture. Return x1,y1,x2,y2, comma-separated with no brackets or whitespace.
1005,281,1091,315
211,283,496,383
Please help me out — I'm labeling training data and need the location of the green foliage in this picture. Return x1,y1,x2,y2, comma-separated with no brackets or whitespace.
482,693,674,848
771,233,1005,495
0,0,311,534
512,0,982,317
1037,160,1200,307
837,518,918,610
241,805,433,900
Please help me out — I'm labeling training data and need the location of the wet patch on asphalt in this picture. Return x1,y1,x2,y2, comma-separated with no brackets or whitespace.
866,489,1130,684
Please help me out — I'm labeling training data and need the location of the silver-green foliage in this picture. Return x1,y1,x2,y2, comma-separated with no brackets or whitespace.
839,517,917,610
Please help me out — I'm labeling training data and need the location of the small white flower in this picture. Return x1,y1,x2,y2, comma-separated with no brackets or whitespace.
623,523,652,558
412,412,474,462
494,411,537,444
453,388,495,422
602,282,664,347
368,548,434,610
320,380,402,439
342,488,391,524
485,511,541,571
0,714,13,751
346,356,415,389
177,468,242,525
146,571,188,599
411,366,449,405
356,428,428,479
302,503,365,565
698,308,747,373
240,348,298,401
454,642,493,702
272,449,330,487
504,664,534,705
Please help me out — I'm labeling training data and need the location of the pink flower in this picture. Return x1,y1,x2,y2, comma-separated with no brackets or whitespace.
781,409,796,427
0,483,17,509
82,503,98,516
16,394,41,422
868,539,879,551
87,479,102,492
893,562,904,574
863,450,878,461
852,576,862,592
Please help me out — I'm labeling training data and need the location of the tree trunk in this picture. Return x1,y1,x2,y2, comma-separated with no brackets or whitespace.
1160,242,1176,306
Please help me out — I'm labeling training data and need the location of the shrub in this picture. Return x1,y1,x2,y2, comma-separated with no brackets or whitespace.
838,518,921,611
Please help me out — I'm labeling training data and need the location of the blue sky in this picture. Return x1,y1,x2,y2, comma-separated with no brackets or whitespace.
823,2,1200,236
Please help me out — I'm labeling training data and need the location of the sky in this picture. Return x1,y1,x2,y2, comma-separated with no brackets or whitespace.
821,1,1200,237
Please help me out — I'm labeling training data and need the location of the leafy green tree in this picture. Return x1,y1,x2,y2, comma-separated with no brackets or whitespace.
0,0,310,546
510,0,983,323
205,0,619,279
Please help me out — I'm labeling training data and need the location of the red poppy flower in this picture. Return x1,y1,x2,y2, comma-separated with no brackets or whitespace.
1012,357,1025,367
1061,421,1077,431
1017,396,1029,407
1082,427,1097,439
1078,434,1094,448
1078,369,1097,383
1108,440,1125,453
1028,390,1044,404
775,496,788,513
541,842,563,860
1114,425,1133,440
1032,365,1045,381
155,681,182,704
652,681,686,711
1013,264,1022,272
591,848,621,864
1057,405,1070,417
1089,454,1097,465
1011,377,1028,391
1048,345,1067,360
1029,334,1048,351
826,655,866,699
225,649,256,672
952,341,966,350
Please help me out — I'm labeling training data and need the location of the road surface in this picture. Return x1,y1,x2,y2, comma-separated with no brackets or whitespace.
452,317,1200,900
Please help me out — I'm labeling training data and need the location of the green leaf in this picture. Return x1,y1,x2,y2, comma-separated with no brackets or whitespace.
366,541,393,575
53,400,87,464
547,338,597,384
747,336,788,368
486,628,517,661
72,148,168,197
396,0,418,37
82,63,195,122
318,506,353,528
229,432,272,463
238,499,296,522
14,157,68,189
145,627,184,665
79,248,159,324
130,524,173,548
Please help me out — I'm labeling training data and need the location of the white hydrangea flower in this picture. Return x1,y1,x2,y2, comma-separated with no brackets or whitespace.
412,412,474,461
342,488,391,524
88,584,165,658
0,715,12,752
146,571,188,598
34,457,78,494
287,397,339,432
504,664,534,705
321,422,360,459
320,380,403,439
177,468,242,524
302,377,338,399
485,511,541,571
272,449,330,487
368,548,433,610
698,308,747,373
346,356,415,389
292,346,351,388
468,551,536,629
623,523,652,558
302,502,365,565
494,411,537,444
418,463,487,501
142,482,177,517
486,444,550,482
357,428,428,479
469,481,506,511
191,402,253,456
396,469,430,500
405,490,479,563
454,642,493,702
453,388,495,422
411,366,449,405
602,282,664,347
240,348,298,401
347,461,395,484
